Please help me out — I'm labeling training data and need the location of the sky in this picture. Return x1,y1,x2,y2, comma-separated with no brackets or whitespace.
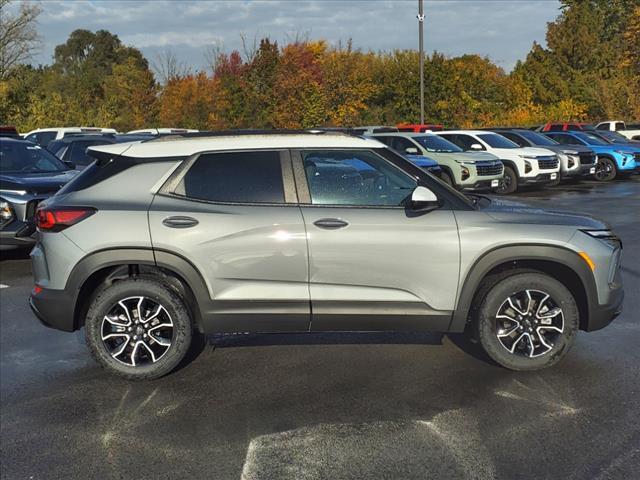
22,0,562,73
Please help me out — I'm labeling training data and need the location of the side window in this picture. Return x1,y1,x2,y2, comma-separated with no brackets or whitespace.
456,135,479,151
37,131,57,147
501,132,526,147
390,137,417,154
25,133,38,143
372,136,394,147
615,122,625,131
438,134,462,149
545,134,564,144
548,124,562,131
596,123,608,131
176,151,285,203
567,124,581,131
68,142,92,165
302,150,416,207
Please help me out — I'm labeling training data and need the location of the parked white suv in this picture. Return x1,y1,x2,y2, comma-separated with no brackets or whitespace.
594,121,640,141
436,130,560,194
23,127,117,147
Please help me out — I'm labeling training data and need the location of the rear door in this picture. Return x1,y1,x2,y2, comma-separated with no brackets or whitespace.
149,149,310,333
293,148,460,332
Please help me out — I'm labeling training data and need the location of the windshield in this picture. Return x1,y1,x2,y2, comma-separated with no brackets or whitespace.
478,134,519,149
518,130,558,146
0,142,68,173
600,131,628,142
414,135,463,153
576,132,609,146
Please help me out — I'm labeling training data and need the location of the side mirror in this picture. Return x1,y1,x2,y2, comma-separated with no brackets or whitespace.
405,147,419,154
411,186,439,211
470,143,483,151
64,161,76,170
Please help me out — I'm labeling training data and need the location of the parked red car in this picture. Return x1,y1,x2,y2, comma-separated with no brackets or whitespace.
397,123,444,133
540,122,595,132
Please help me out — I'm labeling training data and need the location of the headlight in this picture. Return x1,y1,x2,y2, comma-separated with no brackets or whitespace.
461,166,470,180
0,200,14,227
581,229,622,248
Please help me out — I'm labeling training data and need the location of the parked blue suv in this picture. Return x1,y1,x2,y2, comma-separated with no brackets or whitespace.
545,131,639,181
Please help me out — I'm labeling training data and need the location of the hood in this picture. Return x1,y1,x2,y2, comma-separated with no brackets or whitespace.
0,170,80,194
444,151,499,162
483,197,608,229
406,154,439,168
535,144,593,155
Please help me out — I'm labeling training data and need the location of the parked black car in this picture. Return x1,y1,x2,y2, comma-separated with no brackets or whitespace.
490,128,597,180
47,133,157,169
0,139,79,250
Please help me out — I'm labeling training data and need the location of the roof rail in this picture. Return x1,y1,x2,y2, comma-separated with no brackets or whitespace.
144,129,349,142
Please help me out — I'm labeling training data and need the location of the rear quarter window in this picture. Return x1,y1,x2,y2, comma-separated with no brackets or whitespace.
173,151,285,204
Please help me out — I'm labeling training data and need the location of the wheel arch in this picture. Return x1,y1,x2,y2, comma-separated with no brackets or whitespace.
68,248,209,333
450,245,596,333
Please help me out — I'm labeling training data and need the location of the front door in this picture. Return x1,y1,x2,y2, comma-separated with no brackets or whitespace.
149,149,310,333
293,148,460,332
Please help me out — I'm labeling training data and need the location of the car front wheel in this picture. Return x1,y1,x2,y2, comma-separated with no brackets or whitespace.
495,165,518,194
594,157,616,181
474,272,579,371
85,278,193,380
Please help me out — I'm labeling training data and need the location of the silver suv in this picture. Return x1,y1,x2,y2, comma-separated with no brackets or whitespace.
29,132,624,380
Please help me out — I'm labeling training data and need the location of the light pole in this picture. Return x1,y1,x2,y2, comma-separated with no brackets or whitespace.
417,0,425,124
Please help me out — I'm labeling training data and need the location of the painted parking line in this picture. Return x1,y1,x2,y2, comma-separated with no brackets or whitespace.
0,284,9,289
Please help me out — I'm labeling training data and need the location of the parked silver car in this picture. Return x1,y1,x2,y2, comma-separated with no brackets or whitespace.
29,132,624,380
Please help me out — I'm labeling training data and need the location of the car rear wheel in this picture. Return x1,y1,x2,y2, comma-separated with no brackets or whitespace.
474,272,579,371
594,157,616,181
85,278,193,380
495,165,517,194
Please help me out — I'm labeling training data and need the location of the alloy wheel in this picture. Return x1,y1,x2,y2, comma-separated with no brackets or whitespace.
100,296,174,366
594,159,613,181
495,289,564,358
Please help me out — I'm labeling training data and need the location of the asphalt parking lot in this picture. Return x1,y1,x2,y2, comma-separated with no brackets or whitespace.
1,177,639,480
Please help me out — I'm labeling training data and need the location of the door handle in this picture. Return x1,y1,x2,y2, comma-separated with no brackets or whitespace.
162,216,199,228
313,218,349,229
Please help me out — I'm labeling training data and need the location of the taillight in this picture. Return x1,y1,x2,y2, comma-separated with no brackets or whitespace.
36,207,95,232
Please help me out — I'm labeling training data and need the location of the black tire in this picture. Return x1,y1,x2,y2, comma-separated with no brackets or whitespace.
594,157,617,181
85,278,193,380
474,272,579,371
495,165,518,194
439,170,454,187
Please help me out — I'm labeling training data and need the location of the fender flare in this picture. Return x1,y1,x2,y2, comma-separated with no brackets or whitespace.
449,244,596,332
67,248,211,330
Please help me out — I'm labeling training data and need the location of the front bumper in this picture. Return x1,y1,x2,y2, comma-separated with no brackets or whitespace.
585,284,624,332
519,172,559,185
462,178,503,191
29,286,75,332
563,164,596,178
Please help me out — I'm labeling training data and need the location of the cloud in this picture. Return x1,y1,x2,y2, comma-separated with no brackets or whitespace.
31,0,560,71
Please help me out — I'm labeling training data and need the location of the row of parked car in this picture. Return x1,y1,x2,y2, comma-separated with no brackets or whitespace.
0,122,638,252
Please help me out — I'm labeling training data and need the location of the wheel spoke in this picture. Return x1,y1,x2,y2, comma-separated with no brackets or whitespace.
130,341,141,366
525,290,534,315
102,332,130,342
118,300,133,325
140,341,157,362
104,314,129,328
507,297,527,316
150,333,171,346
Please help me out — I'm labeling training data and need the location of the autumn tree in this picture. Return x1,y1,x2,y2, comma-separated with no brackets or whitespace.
0,0,42,79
